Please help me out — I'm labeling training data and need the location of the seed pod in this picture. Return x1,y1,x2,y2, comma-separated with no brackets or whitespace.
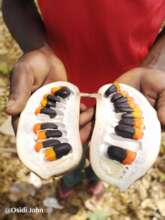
52,86,71,98
33,123,58,133
37,129,62,140
34,139,61,152
41,99,56,108
44,94,61,103
105,84,119,97
35,107,56,118
44,143,72,161
115,124,143,140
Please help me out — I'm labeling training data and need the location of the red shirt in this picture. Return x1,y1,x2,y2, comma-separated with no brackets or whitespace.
38,0,165,93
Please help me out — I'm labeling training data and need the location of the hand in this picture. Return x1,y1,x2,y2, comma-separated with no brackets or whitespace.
116,67,165,125
6,45,67,131
79,103,95,144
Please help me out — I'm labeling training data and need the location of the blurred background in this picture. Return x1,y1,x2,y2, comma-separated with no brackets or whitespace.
0,1,165,220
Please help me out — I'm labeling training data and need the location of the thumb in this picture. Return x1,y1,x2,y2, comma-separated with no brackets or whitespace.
157,89,165,126
6,66,33,115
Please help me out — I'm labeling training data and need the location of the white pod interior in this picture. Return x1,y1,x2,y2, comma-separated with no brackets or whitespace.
90,83,161,190
17,81,82,179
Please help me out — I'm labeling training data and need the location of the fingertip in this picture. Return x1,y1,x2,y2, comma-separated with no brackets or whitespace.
6,99,24,116
5,100,16,115
5,106,18,116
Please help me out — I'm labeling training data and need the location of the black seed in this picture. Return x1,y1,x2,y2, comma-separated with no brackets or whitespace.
115,107,133,113
55,87,71,98
111,93,124,102
47,95,61,103
41,123,58,130
119,118,134,126
105,85,117,97
114,102,130,109
122,113,134,119
53,143,71,158
46,130,62,138
113,97,128,104
45,101,56,108
115,125,135,139
40,108,56,118
42,139,61,148
107,145,126,162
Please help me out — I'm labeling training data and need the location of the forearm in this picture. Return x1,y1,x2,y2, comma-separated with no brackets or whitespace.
142,29,165,71
2,0,46,52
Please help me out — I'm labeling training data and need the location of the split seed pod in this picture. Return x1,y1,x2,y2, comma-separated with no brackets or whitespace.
17,82,161,191
17,82,82,179
90,83,161,190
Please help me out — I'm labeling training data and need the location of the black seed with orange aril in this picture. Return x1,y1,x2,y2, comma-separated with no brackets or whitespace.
46,94,61,103
34,139,61,152
114,102,130,109
115,124,135,139
37,129,62,140
44,143,72,161
122,113,135,119
35,107,56,118
115,106,133,113
53,87,71,98
111,93,124,103
122,111,142,118
107,145,136,165
105,84,117,97
41,99,56,108
115,124,143,140
33,123,58,133
119,118,134,127
113,96,128,104
54,143,71,158
107,145,126,162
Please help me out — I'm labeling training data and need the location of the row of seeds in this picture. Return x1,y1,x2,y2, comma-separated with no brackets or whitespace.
104,83,144,165
33,86,72,161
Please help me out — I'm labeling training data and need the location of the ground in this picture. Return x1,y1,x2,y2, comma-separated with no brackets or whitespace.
0,7,165,220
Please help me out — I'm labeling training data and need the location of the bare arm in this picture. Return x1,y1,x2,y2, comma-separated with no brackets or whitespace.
2,0,46,52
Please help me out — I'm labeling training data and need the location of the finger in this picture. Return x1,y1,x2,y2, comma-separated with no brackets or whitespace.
79,108,94,127
156,89,165,125
6,64,33,115
115,68,143,90
80,103,87,113
80,122,93,144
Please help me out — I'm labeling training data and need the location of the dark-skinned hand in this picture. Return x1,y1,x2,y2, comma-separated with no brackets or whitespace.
6,45,95,143
116,67,165,125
